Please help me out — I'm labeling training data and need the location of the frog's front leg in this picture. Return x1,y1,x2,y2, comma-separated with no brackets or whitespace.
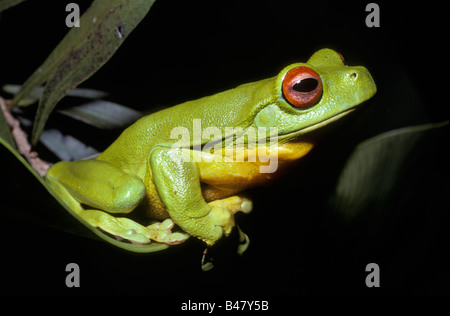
46,159,188,244
150,146,252,246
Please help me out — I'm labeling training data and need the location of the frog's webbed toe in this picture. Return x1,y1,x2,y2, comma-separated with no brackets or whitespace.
79,210,151,244
146,219,190,245
79,210,189,245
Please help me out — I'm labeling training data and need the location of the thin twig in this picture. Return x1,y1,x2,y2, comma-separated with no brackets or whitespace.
0,96,50,177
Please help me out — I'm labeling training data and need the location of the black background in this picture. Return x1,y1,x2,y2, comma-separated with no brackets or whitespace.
1,0,448,299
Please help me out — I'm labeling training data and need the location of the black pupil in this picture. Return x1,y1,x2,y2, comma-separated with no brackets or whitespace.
292,78,318,93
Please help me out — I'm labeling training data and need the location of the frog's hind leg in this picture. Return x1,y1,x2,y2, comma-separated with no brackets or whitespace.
46,159,146,214
46,159,188,244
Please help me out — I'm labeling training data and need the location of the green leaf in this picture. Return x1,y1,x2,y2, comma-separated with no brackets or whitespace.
3,84,109,106
0,0,27,14
331,121,449,220
40,129,99,161
58,100,143,129
11,0,156,145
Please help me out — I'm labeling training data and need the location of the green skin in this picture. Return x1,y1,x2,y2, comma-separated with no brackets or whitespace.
46,49,376,246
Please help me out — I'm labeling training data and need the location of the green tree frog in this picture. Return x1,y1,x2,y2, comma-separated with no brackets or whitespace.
45,49,376,247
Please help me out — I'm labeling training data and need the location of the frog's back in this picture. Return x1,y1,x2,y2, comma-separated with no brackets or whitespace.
98,78,276,175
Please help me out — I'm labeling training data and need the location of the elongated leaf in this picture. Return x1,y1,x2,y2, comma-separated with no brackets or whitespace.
11,0,156,145
40,129,99,161
58,100,143,129
3,84,108,106
331,121,449,219
0,0,26,13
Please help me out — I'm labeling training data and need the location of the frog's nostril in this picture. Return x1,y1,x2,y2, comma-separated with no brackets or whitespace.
350,72,358,79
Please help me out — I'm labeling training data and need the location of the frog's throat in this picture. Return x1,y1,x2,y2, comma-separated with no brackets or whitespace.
278,108,355,143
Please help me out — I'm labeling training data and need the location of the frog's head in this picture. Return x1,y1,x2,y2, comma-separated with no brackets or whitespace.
254,48,376,140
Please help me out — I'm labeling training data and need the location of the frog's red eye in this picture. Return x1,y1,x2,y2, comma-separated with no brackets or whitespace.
337,52,345,63
282,66,322,108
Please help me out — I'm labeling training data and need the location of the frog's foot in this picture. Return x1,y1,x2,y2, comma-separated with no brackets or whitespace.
207,195,253,238
79,210,189,245
146,219,190,245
